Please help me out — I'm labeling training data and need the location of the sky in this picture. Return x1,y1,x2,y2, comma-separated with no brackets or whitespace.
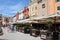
0,0,30,17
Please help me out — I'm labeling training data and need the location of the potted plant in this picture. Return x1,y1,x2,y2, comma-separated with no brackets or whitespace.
46,21,53,36
24,26,30,33
46,21,53,30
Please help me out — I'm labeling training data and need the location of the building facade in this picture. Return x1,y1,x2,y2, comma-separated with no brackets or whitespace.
19,10,24,20
23,7,29,19
12,15,16,24
29,0,39,19
6,17,12,26
16,10,24,23
37,0,60,31
2,16,6,26
16,13,19,21
38,0,60,17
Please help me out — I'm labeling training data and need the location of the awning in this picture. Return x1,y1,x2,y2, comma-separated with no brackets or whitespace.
30,16,48,21
12,14,60,24
16,19,31,23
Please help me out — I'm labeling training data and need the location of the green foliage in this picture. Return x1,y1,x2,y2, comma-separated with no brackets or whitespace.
46,21,53,27
24,26,30,33
13,23,23,27
24,26,30,29
29,26,33,29
46,21,53,31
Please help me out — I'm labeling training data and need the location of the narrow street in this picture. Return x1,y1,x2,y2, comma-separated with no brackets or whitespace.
0,27,41,40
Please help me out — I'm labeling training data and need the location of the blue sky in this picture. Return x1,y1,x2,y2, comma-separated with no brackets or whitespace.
0,0,30,17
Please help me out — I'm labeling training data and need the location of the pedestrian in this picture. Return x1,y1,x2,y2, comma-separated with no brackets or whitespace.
11,26,14,32
7,25,10,32
14,26,16,32
10,25,14,32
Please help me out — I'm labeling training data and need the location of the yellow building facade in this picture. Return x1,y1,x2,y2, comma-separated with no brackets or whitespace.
29,0,39,19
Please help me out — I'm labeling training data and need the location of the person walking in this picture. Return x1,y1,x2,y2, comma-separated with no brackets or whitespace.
14,26,16,32
11,26,14,32
7,25,10,32
10,25,14,32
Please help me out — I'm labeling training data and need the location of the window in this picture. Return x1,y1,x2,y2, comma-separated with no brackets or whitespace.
56,0,60,2
32,13,35,16
42,14,44,16
38,0,42,3
42,10,45,16
42,4,45,8
32,7,34,11
57,6,60,10
35,6,37,10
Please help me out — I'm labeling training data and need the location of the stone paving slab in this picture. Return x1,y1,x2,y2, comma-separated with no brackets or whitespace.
0,27,42,40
